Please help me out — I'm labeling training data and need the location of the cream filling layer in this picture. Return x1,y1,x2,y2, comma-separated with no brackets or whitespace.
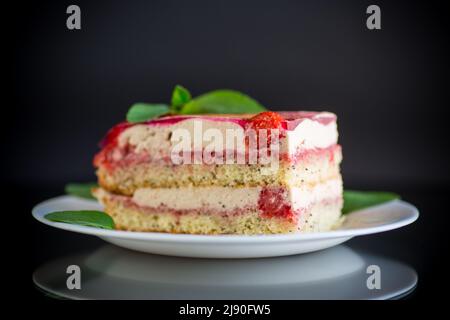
132,186,262,211
131,179,342,211
291,179,342,209
118,117,338,158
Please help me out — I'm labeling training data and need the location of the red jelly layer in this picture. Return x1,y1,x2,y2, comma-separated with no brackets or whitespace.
258,187,295,222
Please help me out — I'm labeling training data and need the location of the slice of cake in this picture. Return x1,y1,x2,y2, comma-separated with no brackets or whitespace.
93,111,343,234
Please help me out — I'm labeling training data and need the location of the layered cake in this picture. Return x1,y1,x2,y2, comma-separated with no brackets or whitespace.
93,111,343,234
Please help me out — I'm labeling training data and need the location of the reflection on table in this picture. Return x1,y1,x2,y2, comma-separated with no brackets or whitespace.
33,245,416,299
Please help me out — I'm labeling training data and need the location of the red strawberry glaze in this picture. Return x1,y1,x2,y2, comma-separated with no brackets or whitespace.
93,145,115,170
99,122,131,148
258,187,296,222
280,111,336,129
150,112,335,130
94,122,132,169
144,115,248,128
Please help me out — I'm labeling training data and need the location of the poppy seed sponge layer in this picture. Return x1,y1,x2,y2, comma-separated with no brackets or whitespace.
96,145,341,196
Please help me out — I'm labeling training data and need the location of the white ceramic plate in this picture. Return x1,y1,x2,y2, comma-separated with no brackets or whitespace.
32,196,418,258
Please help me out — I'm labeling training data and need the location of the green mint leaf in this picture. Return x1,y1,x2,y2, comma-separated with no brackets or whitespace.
180,90,266,114
343,190,400,214
45,210,115,229
65,182,98,199
171,85,192,110
126,103,169,123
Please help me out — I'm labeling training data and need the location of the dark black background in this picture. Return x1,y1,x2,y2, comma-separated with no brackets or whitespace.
6,0,450,303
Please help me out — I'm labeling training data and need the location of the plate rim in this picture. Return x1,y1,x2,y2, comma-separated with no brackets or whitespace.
32,195,419,243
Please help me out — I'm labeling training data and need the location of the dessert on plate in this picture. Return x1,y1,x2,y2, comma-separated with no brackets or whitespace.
93,111,343,234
